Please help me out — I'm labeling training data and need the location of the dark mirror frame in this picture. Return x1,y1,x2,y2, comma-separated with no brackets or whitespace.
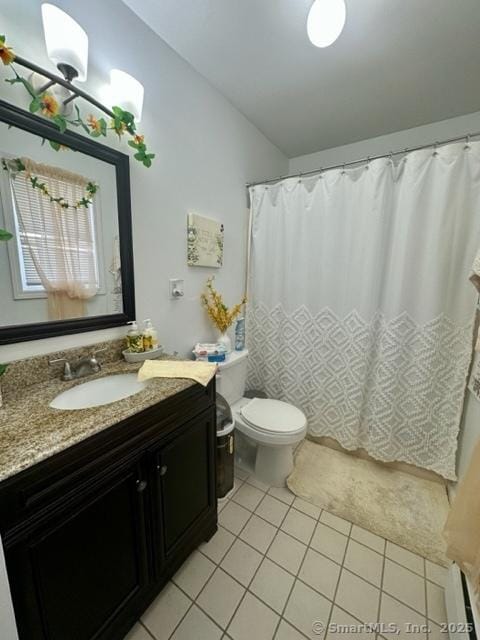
0,99,135,345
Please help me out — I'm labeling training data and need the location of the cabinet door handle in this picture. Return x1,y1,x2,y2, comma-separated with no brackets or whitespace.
136,479,148,493
157,465,168,476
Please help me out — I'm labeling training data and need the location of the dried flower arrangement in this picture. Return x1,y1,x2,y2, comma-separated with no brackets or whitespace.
201,277,246,334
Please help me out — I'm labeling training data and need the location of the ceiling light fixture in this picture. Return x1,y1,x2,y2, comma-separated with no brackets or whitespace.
307,0,346,48
13,3,144,124
109,69,144,123
2,8,154,166
41,3,88,82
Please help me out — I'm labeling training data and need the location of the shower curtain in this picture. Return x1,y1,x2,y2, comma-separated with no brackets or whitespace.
247,142,480,480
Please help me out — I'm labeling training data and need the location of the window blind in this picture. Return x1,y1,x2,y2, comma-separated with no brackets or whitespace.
8,173,98,291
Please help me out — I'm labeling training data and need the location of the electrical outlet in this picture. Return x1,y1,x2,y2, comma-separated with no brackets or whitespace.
169,279,184,299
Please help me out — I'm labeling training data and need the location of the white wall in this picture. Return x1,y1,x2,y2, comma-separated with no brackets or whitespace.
0,0,287,363
289,111,480,174
289,113,480,482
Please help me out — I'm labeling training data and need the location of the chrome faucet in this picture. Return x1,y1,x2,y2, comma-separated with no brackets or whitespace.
49,348,107,381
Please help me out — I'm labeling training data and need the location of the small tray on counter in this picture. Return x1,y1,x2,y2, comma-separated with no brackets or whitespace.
122,346,164,363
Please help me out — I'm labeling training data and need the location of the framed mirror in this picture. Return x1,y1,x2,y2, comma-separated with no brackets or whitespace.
0,99,135,344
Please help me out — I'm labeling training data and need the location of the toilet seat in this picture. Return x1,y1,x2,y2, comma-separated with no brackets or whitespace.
232,397,307,483
239,398,306,437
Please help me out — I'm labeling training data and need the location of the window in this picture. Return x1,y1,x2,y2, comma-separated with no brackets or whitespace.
9,176,100,294
0,159,102,300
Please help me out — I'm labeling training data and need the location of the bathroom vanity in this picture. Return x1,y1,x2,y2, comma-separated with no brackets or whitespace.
0,99,217,639
0,362,217,640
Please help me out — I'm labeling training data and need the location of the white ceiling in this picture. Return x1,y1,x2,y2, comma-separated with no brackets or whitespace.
123,0,480,158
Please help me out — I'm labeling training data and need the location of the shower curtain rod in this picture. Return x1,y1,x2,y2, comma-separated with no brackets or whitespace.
246,130,480,188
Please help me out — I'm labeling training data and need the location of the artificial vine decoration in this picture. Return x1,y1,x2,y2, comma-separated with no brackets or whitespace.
2,158,98,210
0,33,14,377
0,35,155,168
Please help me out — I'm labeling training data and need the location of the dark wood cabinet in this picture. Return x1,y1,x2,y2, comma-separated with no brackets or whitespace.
156,412,215,556
7,460,149,640
0,382,217,640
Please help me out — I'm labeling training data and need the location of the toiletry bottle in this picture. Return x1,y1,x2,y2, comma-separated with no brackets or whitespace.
143,319,159,351
235,317,245,351
126,321,144,353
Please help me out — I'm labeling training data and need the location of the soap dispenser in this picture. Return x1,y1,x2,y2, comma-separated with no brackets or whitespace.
126,321,144,353
143,319,159,351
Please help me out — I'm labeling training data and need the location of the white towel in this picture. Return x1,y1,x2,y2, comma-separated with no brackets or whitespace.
138,360,217,387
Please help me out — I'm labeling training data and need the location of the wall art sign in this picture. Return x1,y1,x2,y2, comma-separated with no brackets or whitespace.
187,213,224,268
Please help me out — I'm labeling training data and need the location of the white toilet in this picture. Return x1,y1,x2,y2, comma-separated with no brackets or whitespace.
216,350,307,487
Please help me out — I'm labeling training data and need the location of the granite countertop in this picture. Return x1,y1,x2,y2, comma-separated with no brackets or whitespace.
0,360,196,483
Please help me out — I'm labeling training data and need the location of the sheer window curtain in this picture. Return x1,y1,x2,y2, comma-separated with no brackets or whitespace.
247,142,480,480
7,157,98,320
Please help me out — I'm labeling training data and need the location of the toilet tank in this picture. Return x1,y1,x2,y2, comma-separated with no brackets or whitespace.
216,350,249,406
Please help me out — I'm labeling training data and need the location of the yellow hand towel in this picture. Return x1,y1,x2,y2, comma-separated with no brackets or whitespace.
137,360,217,387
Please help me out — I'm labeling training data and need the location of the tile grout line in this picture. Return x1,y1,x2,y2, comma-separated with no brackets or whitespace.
139,620,158,640
220,484,324,637
218,488,425,631
378,561,431,620
196,532,424,633
171,580,228,638
191,501,258,631
424,557,430,640
241,492,440,634
164,479,257,638
271,506,323,639
238,470,447,577
166,599,195,640
229,483,410,573
224,494,302,637
323,514,353,640
375,533,387,631
139,472,444,640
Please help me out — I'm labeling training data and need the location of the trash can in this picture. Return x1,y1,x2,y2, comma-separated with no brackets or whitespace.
216,393,235,499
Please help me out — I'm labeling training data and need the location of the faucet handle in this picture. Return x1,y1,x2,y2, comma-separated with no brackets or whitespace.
48,358,73,381
90,348,107,372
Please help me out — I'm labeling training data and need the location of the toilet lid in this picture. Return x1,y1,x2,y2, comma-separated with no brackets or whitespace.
240,398,306,434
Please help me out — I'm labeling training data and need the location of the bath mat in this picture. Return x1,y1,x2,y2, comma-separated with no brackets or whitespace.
287,440,450,566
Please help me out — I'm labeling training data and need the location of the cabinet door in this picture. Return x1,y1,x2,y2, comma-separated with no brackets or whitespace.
6,460,149,640
155,410,216,558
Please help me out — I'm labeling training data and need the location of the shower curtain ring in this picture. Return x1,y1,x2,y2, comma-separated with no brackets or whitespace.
342,163,346,175
465,135,471,150
298,172,303,184
366,156,370,170
433,142,439,156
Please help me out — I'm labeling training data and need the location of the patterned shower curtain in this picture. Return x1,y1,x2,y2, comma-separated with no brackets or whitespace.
247,142,480,480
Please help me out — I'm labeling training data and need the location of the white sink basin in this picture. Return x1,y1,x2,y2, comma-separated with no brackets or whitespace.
50,374,147,410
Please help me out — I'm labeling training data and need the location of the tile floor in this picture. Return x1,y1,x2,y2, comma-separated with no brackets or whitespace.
125,467,449,640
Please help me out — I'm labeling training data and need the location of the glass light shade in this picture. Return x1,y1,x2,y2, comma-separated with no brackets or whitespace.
307,0,346,48
110,69,144,122
41,4,88,81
